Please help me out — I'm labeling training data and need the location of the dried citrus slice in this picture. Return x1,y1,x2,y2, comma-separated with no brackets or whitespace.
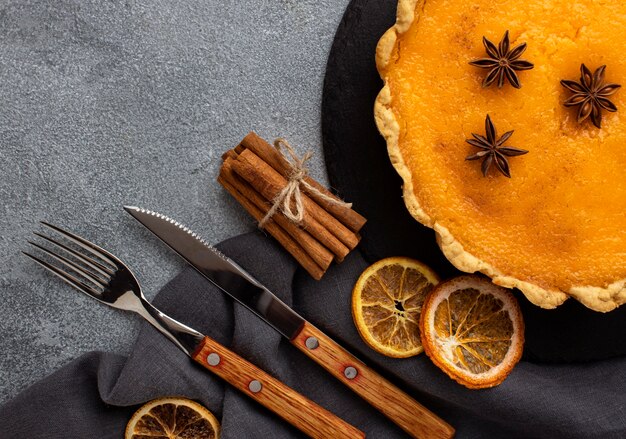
125,397,220,439
420,275,524,389
352,257,439,357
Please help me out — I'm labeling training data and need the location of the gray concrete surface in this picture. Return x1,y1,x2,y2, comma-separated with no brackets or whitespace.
0,0,349,403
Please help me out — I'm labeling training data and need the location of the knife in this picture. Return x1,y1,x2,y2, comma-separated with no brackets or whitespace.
125,206,455,439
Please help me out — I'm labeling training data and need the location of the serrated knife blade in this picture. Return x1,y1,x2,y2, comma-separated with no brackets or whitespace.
124,206,455,439
123,206,304,340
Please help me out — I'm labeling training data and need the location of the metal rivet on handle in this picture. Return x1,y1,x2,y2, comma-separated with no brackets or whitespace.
305,336,319,350
207,353,221,366
249,380,262,393
344,366,358,380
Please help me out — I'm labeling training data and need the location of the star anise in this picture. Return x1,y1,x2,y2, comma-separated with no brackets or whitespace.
466,115,528,178
469,30,534,89
560,64,621,129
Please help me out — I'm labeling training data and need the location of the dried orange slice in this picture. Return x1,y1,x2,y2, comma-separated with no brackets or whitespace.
420,275,524,389
352,257,439,357
125,397,220,439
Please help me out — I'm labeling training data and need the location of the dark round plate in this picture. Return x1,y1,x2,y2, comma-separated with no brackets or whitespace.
321,0,626,363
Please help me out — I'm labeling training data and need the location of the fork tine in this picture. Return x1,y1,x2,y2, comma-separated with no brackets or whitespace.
40,222,118,267
22,251,102,298
34,232,114,277
27,241,108,289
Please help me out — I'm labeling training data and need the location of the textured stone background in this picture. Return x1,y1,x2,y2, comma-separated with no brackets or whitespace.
0,0,349,403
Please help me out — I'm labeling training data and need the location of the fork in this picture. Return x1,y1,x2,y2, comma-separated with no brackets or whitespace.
24,222,364,439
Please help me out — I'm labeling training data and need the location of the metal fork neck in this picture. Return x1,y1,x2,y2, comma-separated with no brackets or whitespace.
135,296,204,356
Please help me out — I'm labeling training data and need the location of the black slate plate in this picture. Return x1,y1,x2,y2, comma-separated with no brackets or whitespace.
321,0,626,363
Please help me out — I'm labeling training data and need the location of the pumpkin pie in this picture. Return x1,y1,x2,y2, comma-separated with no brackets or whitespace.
374,0,626,311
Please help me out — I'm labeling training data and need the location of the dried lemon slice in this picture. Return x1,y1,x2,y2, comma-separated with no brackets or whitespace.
125,397,220,439
420,275,524,389
352,257,439,357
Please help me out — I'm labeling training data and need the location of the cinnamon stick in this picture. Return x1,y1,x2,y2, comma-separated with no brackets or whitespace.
239,132,367,233
230,150,352,260
218,172,325,280
221,159,334,271
233,149,360,251
222,149,238,161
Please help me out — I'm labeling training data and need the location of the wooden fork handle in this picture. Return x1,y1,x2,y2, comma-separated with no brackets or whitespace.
192,336,364,439
292,322,455,439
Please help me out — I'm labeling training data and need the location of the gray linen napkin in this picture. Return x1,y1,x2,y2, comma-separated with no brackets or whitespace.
1,232,625,438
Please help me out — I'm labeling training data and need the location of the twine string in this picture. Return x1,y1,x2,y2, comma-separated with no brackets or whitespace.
258,138,352,229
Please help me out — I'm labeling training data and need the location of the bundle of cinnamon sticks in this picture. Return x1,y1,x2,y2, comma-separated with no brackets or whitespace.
218,132,366,280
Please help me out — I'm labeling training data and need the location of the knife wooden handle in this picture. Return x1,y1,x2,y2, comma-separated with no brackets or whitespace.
292,322,455,439
192,336,365,439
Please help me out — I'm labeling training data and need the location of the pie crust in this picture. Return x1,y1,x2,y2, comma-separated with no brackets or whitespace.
374,0,626,311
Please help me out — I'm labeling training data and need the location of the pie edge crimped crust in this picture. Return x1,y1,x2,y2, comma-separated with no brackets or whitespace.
373,0,626,312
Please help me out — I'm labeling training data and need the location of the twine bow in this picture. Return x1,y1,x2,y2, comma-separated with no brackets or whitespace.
258,138,353,229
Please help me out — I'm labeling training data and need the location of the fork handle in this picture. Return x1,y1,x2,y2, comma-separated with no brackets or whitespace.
192,336,364,439
292,322,455,439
